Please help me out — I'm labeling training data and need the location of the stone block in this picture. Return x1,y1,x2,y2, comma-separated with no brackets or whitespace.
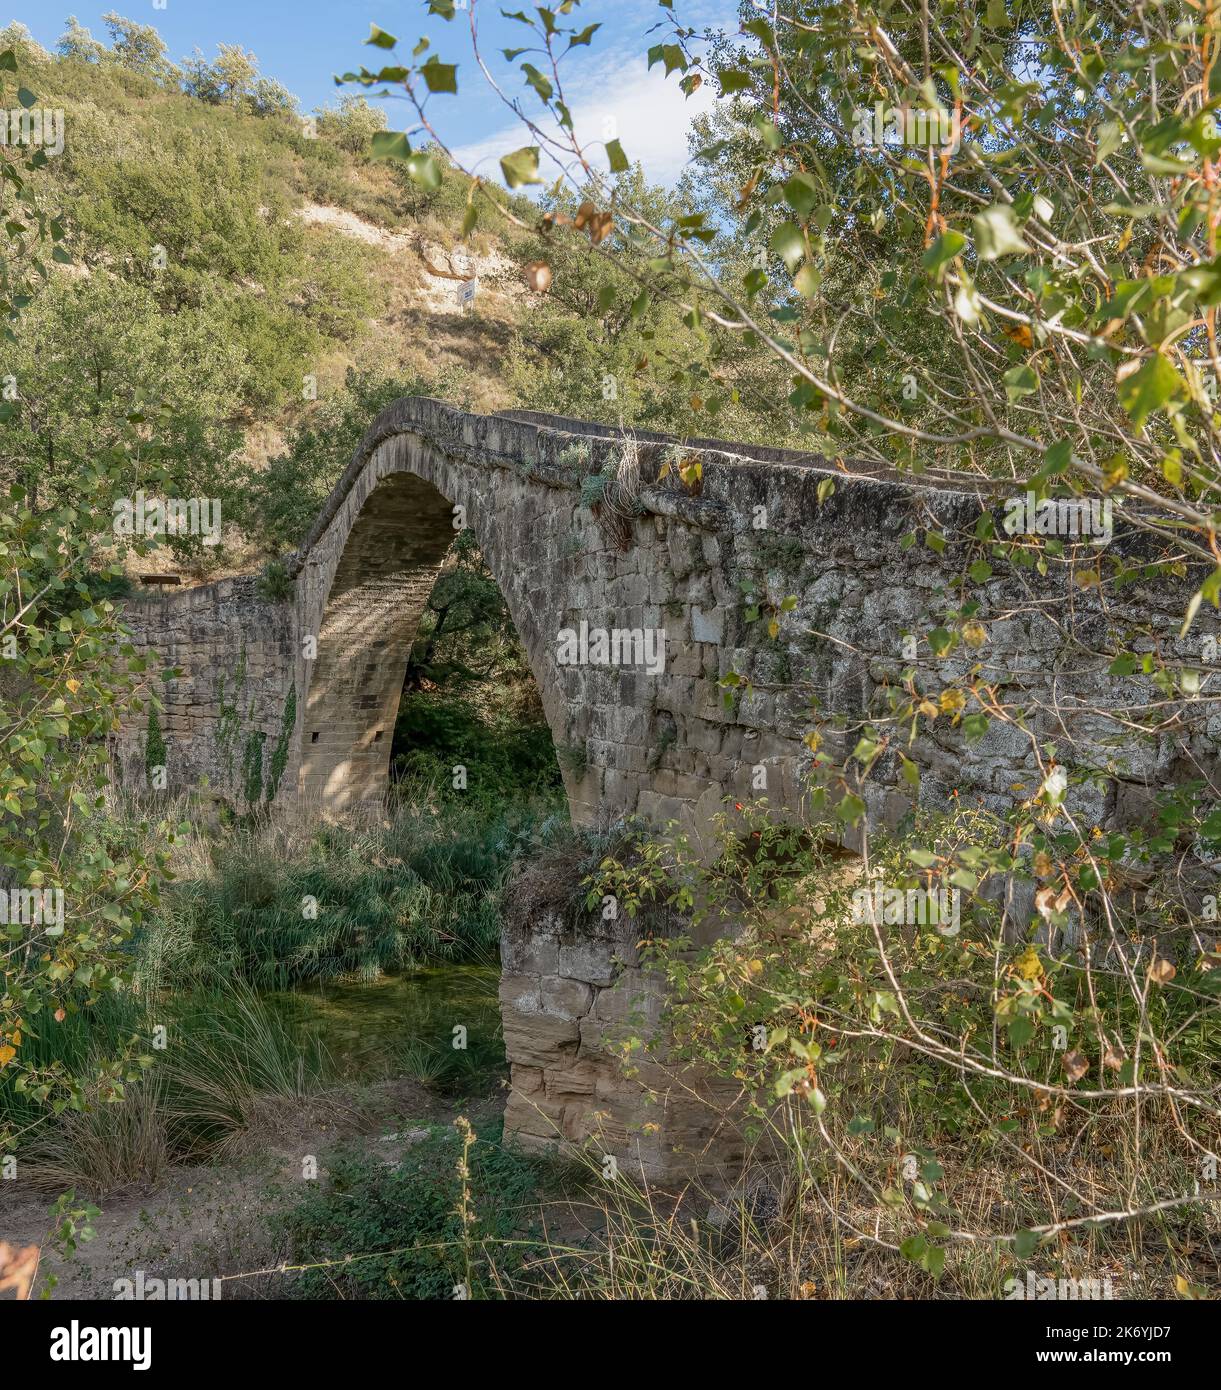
502,1012,580,1069
541,975,594,1019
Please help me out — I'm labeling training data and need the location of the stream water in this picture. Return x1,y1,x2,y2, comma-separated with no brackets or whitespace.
263,962,504,1084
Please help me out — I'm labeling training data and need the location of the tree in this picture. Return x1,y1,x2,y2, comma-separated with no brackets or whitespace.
100,11,178,85
55,17,104,65
245,75,297,120
315,95,388,155
0,274,247,557
0,43,176,1155
0,23,49,64
181,43,259,106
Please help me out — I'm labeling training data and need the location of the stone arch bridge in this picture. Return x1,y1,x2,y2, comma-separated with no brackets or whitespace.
120,395,1216,831
118,397,1219,1181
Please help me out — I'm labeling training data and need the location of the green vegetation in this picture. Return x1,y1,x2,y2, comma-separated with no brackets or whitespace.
0,14,797,585
137,793,564,992
0,788,562,1198
5,983,331,1195
273,1120,546,1300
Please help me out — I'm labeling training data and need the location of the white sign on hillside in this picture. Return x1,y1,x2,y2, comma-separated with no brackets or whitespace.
458,277,478,310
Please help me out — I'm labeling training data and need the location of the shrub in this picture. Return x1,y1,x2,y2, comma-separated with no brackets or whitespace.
273,1120,545,1299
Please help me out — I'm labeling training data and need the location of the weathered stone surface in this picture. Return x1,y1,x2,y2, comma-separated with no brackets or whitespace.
540,975,594,1020
501,1011,580,1069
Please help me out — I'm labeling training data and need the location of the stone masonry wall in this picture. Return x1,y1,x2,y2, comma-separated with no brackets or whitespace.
115,577,296,802
500,890,747,1185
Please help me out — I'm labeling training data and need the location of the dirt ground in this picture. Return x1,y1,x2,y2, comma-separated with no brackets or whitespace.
0,1080,504,1301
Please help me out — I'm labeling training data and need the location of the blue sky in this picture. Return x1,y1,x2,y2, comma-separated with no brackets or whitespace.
20,1,742,184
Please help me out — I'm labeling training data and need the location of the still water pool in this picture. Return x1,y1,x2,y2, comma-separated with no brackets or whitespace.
264,963,504,1083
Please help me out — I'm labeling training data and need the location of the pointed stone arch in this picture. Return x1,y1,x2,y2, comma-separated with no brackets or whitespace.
289,413,578,815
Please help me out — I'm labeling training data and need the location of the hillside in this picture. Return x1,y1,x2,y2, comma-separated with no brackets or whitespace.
1,18,792,585
0,24,530,581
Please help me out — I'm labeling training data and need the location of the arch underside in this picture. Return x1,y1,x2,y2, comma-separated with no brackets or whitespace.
299,470,457,807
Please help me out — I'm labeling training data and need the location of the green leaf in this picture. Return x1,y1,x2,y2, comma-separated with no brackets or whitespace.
1013,1228,1040,1258
365,24,397,49
1097,278,1153,323
718,68,752,94
962,713,989,741
793,263,821,298
1003,364,1039,401
0,50,17,72
405,152,443,191
500,146,542,188
1043,439,1073,473
783,172,820,218
605,138,629,173
834,793,867,826
769,222,804,273
1094,120,1123,165
567,23,600,48
521,63,552,103
1118,354,1183,428
370,130,411,161
660,44,686,76
922,230,966,274
421,57,457,93
973,204,1028,260
900,1234,928,1263
1008,1015,1034,1048
1177,260,1221,307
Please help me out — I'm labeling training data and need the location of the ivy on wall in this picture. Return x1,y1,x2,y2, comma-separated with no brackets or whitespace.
241,729,265,808
265,685,297,802
211,643,297,808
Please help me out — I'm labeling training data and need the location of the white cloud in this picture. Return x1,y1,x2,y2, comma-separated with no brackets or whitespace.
453,51,718,190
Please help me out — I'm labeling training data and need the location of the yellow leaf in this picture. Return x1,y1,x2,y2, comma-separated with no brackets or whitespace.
1015,945,1043,980
0,1044,16,1066
1102,453,1128,489
679,456,703,488
65,678,81,694
1002,322,1033,349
